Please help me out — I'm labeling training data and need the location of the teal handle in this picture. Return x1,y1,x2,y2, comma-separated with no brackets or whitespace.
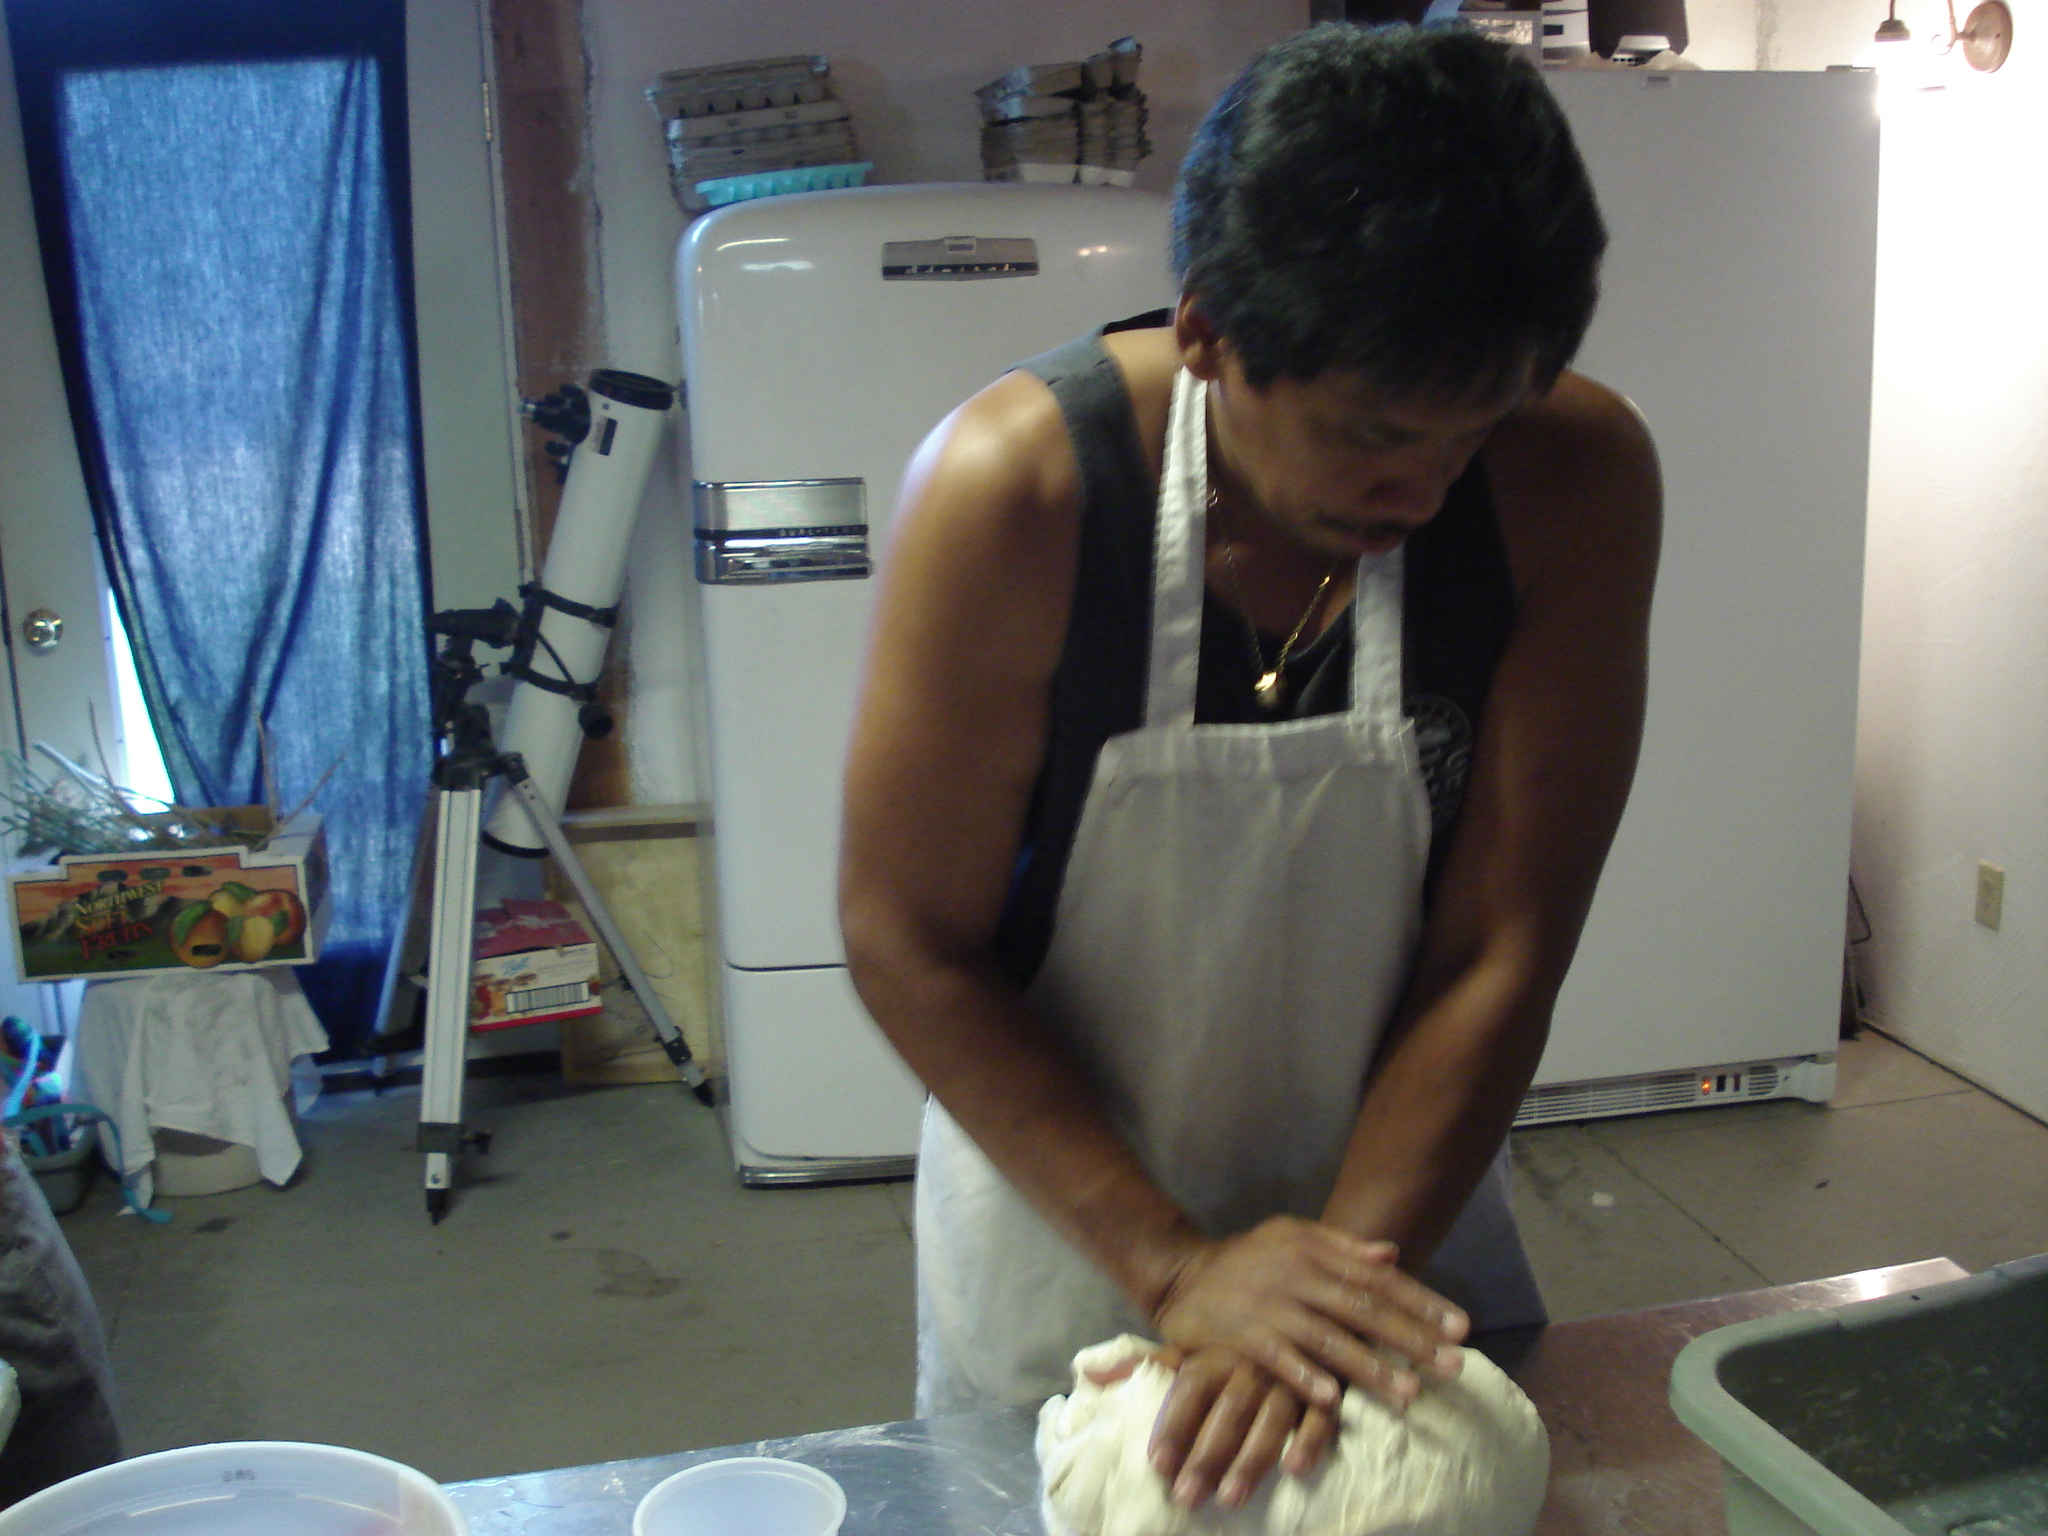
1,1019,36,1122
7,1101,171,1224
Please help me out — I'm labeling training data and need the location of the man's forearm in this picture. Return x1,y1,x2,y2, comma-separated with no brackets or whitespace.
849,944,1206,1314
1318,947,1556,1266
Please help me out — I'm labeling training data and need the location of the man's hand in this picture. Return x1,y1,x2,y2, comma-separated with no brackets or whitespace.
1128,1218,1467,1508
1152,1217,1467,1412
1097,1346,1339,1510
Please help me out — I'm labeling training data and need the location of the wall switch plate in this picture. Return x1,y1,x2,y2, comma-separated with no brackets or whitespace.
1976,862,2005,930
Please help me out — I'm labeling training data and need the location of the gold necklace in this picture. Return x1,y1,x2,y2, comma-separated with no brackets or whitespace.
1211,488,1340,714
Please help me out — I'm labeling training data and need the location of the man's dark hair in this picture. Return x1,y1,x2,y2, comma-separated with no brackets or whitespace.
1172,24,1607,399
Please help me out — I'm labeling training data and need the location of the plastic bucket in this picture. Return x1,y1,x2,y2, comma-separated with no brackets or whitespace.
634,1457,846,1536
0,1441,466,1535
1670,1252,2048,1536
22,1120,97,1218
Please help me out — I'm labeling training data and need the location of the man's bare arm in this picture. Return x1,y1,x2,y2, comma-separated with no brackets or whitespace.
1320,372,1662,1255
839,373,1202,1313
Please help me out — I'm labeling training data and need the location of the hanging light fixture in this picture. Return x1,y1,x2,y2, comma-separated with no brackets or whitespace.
1869,0,2014,70
1949,0,2014,70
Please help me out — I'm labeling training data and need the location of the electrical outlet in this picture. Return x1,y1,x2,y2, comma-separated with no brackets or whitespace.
1976,862,2005,930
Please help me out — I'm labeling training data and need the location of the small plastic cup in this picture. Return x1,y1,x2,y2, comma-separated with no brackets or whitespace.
634,1457,847,1536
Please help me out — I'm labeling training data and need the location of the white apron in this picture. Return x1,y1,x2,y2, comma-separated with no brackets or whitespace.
914,369,1545,1417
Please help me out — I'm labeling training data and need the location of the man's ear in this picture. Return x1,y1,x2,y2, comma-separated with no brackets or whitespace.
1174,295,1229,382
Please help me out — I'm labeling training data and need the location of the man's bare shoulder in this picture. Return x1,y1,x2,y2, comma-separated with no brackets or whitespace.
1099,327,1182,481
876,370,1082,681
885,328,1176,622
905,369,1078,537
1482,369,1662,599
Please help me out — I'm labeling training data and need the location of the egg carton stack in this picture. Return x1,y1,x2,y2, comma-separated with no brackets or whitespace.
648,55,871,213
977,37,1151,187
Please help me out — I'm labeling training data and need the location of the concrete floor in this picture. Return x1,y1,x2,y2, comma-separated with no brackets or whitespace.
52,1028,2048,1485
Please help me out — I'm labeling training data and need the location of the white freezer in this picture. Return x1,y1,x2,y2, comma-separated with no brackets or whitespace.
1527,70,1878,1119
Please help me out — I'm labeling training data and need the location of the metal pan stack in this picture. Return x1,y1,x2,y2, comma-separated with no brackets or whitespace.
977,37,1151,187
648,56,870,213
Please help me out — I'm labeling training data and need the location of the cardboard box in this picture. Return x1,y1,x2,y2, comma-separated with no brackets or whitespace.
470,900,603,1031
7,808,330,984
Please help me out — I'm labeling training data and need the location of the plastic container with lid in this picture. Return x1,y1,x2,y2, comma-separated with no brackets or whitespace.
0,1441,466,1536
634,1456,845,1536
1670,1252,2048,1536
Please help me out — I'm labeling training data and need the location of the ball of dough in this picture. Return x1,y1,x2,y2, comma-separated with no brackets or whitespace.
1036,1335,1548,1536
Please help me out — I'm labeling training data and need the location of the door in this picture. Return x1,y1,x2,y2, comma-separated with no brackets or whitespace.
0,0,525,1035
0,6,118,1032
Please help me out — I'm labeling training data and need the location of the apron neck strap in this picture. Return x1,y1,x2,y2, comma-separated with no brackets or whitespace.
1145,369,1209,728
1146,369,1408,731
1349,544,1407,726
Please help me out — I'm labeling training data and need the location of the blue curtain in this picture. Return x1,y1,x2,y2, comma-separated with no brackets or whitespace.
43,52,431,1049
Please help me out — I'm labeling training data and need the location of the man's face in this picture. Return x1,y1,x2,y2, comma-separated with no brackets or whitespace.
1180,307,1528,561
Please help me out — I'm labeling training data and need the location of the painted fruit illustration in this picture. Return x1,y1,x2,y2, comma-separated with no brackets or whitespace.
171,906,230,968
230,914,277,963
242,889,306,946
208,881,257,919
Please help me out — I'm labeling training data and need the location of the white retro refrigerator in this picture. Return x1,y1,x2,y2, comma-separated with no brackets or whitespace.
679,185,1177,1183
678,70,1880,1185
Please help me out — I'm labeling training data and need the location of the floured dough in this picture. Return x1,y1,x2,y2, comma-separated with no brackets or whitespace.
1036,1336,1548,1536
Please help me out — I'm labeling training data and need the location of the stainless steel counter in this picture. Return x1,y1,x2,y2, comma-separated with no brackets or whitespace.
447,1409,1043,1536
446,1258,1967,1536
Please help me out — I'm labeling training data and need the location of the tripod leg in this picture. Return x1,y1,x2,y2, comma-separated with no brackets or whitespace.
424,1160,451,1224
368,788,438,1068
419,785,485,1220
503,773,716,1106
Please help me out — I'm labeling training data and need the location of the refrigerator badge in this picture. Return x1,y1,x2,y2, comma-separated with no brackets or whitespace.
882,235,1039,280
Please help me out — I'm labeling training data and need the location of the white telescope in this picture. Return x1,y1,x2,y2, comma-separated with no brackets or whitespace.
482,368,676,857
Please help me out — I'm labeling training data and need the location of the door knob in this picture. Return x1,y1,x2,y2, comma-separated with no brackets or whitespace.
22,609,61,653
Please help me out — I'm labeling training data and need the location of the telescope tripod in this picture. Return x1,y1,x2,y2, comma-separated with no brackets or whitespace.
414,607,714,1223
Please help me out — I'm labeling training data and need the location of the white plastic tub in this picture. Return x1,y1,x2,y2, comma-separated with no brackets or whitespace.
635,1456,846,1536
0,1441,466,1536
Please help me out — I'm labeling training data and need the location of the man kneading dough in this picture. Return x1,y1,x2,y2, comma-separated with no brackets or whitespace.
841,20,1655,1516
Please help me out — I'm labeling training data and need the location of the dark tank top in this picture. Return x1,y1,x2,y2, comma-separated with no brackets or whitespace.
989,317,1518,988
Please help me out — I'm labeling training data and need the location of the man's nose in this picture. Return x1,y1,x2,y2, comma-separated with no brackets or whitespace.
1356,469,1447,526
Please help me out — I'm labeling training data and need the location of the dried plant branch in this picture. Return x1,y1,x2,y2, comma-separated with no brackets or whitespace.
258,717,282,824
2,747,263,858
85,705,163,837
278,745,346,829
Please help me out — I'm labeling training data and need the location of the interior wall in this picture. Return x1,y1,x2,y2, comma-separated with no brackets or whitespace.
1824,0,2048,1117
1684,0,1764,67
574,0,1309,803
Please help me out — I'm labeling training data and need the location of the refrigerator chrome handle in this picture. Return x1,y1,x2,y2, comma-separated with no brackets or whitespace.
696,529,869,584
693,480,870,584
693,478,865,534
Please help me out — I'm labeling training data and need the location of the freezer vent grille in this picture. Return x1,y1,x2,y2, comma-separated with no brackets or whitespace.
1515,1060,1787,1128
1517,1073,1695,1125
